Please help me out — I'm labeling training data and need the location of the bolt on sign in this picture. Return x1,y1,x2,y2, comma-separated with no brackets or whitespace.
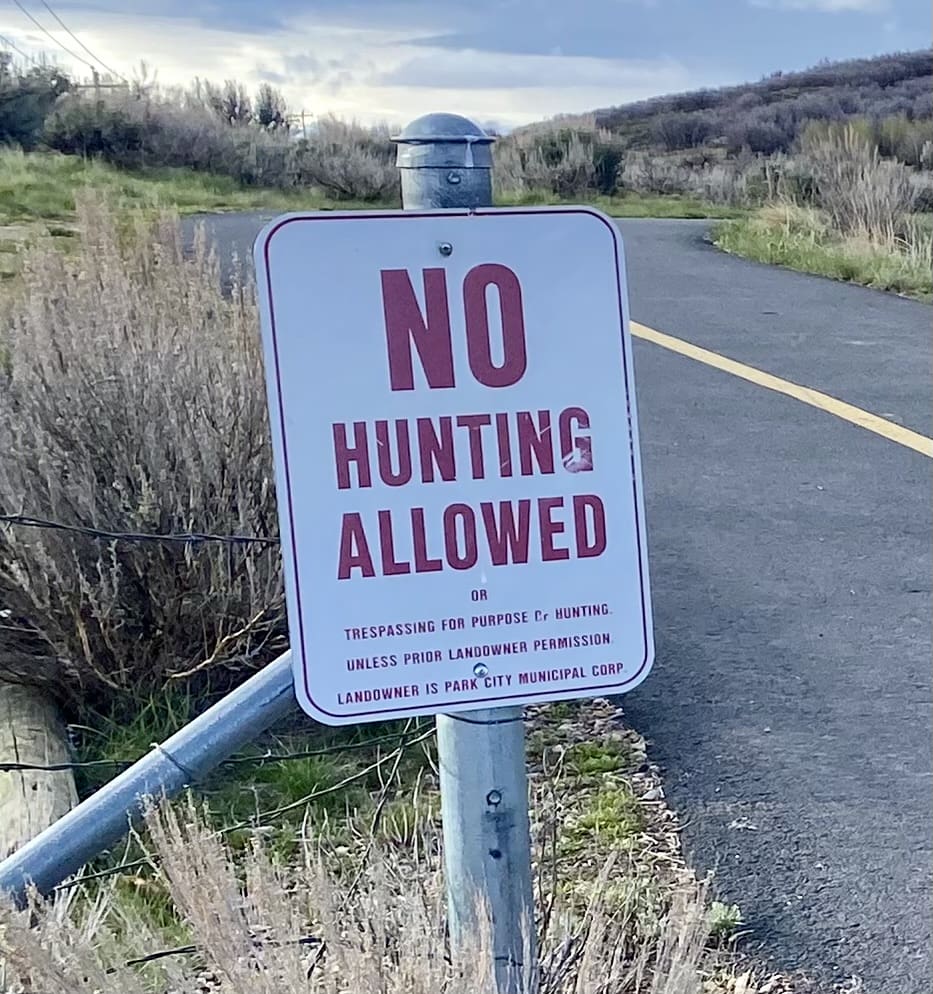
254,207,654,725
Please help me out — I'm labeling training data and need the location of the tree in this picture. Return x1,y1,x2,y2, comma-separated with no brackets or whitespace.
255,82,288,130
218,79,252,125
0,57,71,148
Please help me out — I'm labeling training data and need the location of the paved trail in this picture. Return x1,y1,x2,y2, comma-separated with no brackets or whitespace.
619,220,931,994
193,213,932,994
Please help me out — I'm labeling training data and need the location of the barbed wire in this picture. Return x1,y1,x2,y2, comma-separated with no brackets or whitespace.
49,726,436,892
0,512,279,548
0,728,423,774
117,932,322,972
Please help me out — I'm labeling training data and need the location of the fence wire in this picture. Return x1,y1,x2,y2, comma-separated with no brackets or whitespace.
44,726,436,893
0,512,279,548
0,729,425,774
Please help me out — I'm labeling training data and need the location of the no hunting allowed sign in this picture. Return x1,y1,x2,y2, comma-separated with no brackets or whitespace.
254,207,653,725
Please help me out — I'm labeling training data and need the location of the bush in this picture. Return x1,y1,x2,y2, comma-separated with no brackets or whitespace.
725,116,792,155
0,198,284,713
43,94,147,162
909,170,933,212
494,121,624,199
41,89,398,200
619,152,752,205
44,89,295,185
651,112,714,151
802,123,913,242
291,117,397,201
0,55,70,148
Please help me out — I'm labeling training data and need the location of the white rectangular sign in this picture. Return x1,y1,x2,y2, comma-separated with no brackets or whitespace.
254,207,653,725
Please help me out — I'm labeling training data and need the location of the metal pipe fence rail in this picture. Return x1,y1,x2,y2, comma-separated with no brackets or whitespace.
0,651,296,902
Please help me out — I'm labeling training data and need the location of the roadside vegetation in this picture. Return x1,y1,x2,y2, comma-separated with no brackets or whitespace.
2,49,930,293
3,698,782,994
713,122,933,298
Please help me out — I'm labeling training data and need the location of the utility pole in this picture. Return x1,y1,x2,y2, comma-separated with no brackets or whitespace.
393,114,536,994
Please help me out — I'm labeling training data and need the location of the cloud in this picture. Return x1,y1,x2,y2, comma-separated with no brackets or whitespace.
376,49,688,92
0,2,705,126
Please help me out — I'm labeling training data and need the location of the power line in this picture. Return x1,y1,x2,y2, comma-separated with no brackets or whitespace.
37,0,125,81
0,31,39,65
10,0,97,73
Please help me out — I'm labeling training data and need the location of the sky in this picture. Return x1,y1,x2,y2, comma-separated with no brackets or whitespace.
0,0,929,129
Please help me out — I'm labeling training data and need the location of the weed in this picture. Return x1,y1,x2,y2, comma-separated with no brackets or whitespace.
564,739,630,776
708,901,745,941
562,786,644,854
0,797,721,994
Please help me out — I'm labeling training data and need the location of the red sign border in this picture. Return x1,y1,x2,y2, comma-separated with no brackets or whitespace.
259,206,651,720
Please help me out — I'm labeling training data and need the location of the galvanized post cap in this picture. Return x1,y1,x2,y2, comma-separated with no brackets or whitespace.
392,112,494,169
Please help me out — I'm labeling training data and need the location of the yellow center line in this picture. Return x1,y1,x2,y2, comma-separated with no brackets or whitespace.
631,321,933,460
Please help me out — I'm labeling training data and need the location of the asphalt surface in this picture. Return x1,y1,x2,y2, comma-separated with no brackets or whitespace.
192,213,932,994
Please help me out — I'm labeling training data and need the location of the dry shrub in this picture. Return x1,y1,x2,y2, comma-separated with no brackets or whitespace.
45,88,295,187
619,153,752,205
0,798,715,994
0,197,284,710
907,168,933,212
801,123,913,244
44,89,397,200
293,117,398,202
495,120,624,199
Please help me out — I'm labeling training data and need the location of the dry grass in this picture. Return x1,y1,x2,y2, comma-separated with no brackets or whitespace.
0,699,794,994
715,202,932,299
800,124,914,245
715,125,932,297
0,796,718,994
0,196,285,710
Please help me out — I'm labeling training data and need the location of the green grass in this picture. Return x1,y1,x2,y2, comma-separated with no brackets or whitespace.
65,693,439,944
496,188,743,219
0,148,332,224
0,148,392,284
561,786,645,855
74,692,434,847
564,738,630,776
0,148,740,222
714,204,933,300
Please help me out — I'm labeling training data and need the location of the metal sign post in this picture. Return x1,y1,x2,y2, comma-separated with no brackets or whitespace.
394,114,535,994
253,114,654,993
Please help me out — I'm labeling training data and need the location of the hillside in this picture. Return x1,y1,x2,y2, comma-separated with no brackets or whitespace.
591,50,931,160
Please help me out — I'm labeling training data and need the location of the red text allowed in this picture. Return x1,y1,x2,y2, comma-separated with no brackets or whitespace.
337,495,606,579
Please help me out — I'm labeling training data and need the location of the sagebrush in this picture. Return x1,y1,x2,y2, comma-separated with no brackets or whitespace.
0,198,285,711
44,88,398,201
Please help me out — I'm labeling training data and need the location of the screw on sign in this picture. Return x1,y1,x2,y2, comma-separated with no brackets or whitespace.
254,205,653,725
